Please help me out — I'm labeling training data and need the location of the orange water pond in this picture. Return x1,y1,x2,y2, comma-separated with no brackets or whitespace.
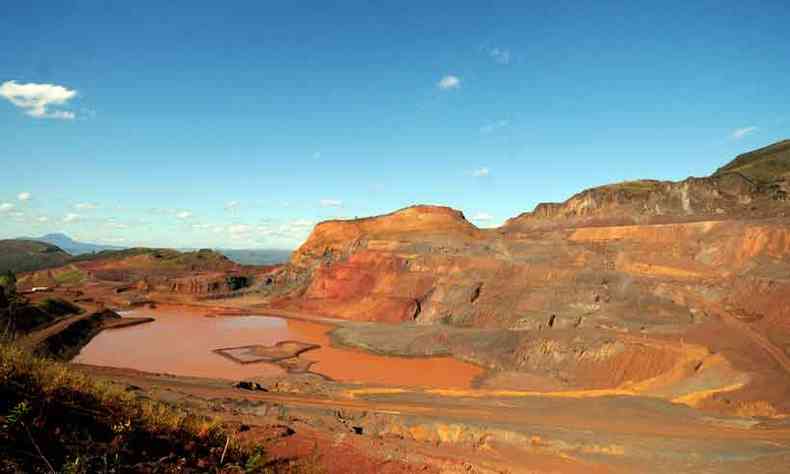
74,307,482,388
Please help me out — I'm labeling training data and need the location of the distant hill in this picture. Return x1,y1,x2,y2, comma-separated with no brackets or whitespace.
34,234,291,265
219,249,291,265
714,139,790,185
505,139,790,229
33,233,125,256
0,239,72,274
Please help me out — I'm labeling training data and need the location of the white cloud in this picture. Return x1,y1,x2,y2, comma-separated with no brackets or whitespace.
36,216,49,223
224,200,239,211
0,80,77,119
272,219,315,241
489,48,511,65
472,167,490,177
176,211,193,219
17,192,31,201
480,120,509,134
63,213,80,223
320,199,343,208
472,212,493,222
228,224,253,235
732,126,758,140
437,75,461,90
75,202,98,210
0,203,14,212
281,219,314,233
105,222,129,229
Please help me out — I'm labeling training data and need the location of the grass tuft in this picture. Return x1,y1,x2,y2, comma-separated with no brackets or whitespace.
0,343,298,473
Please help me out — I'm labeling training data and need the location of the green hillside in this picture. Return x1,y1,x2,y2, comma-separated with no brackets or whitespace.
0,240,72,274
714,139,790,185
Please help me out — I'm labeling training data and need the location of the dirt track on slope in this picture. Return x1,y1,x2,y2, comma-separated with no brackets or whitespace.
74,363,790,473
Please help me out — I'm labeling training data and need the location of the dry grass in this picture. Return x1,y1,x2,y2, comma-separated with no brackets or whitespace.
0,343,320,473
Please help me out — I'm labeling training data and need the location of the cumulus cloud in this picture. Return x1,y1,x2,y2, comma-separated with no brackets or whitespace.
17,192,31,201
270,219,315,242
75,202,98,210
105,221,129,229
0,80,77,119
732,126,758,140
320,199,343,208
480,120,509,134
224,200,239,211
63,213,80,223
228,224,253,236
489,48,511,65
472,167,490,177
0,203,14,212
437,75,461,90
220,219,316,246
472,212,494,222
176,211,193,219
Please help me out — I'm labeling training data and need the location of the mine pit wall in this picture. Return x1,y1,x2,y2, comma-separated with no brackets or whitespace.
274,217,790,358
166,273,258,296
568,220,790,337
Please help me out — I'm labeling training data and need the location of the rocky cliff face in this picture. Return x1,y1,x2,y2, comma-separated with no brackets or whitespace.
167,273,252,296
504,140,790,230
272,142,789,326
264,141,790,414
273,206,485,323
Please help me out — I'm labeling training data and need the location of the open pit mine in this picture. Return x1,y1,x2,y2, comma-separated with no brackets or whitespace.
4,140,790,473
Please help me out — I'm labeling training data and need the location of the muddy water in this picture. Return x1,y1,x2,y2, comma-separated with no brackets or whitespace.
74,307,483,388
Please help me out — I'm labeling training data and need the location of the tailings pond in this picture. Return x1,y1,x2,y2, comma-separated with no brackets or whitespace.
74,306,483,388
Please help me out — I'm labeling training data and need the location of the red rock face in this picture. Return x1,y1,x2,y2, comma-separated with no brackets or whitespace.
263,143,790,414
290,250,437,323
274,143,790,330
168,274,233,295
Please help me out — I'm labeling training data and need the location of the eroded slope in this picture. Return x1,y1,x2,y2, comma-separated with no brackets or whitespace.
262,141,790,415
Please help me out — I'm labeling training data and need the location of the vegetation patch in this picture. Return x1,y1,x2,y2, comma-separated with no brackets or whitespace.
53,267,86,286
607,180,662,193
0,240,71,274
35,298,83,318
34,311,119,361
0,344,312,473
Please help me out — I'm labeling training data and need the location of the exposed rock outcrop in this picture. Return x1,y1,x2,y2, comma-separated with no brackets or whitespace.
262,142,790,410
271,142,790,356
504,140,790,230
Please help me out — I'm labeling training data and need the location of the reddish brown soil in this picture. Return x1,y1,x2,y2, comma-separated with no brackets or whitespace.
14,141,790,472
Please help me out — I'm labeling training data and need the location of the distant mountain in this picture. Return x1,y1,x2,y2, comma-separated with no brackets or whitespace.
34,233,126,256
218,249,291,265
18,233,290,266
0,239,72,274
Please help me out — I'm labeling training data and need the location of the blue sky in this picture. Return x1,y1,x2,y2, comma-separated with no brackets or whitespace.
1,1,788,249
